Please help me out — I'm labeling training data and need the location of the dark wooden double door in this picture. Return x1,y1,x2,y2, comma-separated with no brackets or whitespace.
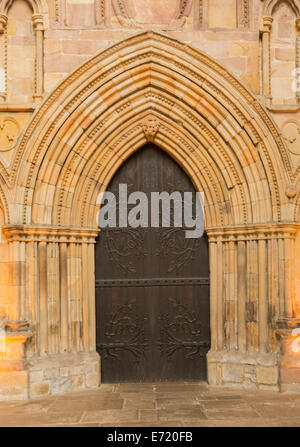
95,144,210,383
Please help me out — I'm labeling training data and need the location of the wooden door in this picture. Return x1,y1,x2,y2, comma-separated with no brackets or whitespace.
95,144,210,382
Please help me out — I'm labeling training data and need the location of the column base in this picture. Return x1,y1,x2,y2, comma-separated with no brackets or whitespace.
0,365,29,401
207,350,280,391
276,323,300,392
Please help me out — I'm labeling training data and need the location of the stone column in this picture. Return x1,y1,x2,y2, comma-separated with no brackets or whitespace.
0,14,7,101
32,14,45,103
260,16,273,107
296,18,300,103
206,223,299,390
0,319,32,400
237,237,246,352
1,225,100,400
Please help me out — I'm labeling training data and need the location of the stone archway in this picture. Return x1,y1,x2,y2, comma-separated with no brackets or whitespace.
2,31,299,398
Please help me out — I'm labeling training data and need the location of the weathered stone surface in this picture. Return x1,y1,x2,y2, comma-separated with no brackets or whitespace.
222,364,244,383
256,366,278,385
0,0,298,402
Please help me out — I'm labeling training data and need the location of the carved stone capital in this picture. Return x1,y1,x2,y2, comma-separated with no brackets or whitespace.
260,16,273,33
296,18,300,33
0,14,7,33
0,318,32,345
32,14,45,31
2,225,99,244
276,318,300,339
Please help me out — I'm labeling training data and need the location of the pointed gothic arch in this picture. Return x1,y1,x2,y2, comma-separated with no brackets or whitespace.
1,31,299,394
262,0,300,17
0,0,48,15
10,30,294,229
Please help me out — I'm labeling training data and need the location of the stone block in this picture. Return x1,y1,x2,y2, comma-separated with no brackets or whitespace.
30,381,50,398
60,367,69,377
208,0,236,28
86,374,100,388
275,48,295,62
222,364,244,383
256,366,278,385
44,368,59,379
280,367,300,384
29,370,44,383
72,375,84,388
52,378,73,395
207,362,217,385
44,54,88,74
62,39,104,55
0,371,28,392
44,39,62,55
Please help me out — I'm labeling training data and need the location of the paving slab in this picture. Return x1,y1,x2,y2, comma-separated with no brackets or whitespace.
0,382,299,426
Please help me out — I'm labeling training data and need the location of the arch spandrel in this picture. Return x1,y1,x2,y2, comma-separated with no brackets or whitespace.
9,30,297,228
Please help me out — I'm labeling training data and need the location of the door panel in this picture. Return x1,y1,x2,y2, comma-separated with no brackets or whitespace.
95,144,210,383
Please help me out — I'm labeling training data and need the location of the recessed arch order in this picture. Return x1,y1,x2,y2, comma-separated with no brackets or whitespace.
3,30,300,393
12,30,294,230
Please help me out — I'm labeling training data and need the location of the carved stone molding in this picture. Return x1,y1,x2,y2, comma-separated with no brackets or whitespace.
237,0,250,28
2,225,99,244
0,14,7,33
261,0,300,17
95,0,107,26
282,120,300,156
260,15,273,33
112,0,192,28
206,222,300,242
0,117,20,151
194,0,208,29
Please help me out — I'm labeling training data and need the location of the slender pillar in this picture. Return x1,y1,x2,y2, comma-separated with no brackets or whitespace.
237,238,246,352
39,241,48,355
59,242,69,353
32,14,45,103
260,16,273,107
0,14,7,101
258,236,267,352
209,239,218,350
296,18,300,103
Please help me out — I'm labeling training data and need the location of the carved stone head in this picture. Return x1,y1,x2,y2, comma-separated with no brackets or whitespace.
142,114,160,141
